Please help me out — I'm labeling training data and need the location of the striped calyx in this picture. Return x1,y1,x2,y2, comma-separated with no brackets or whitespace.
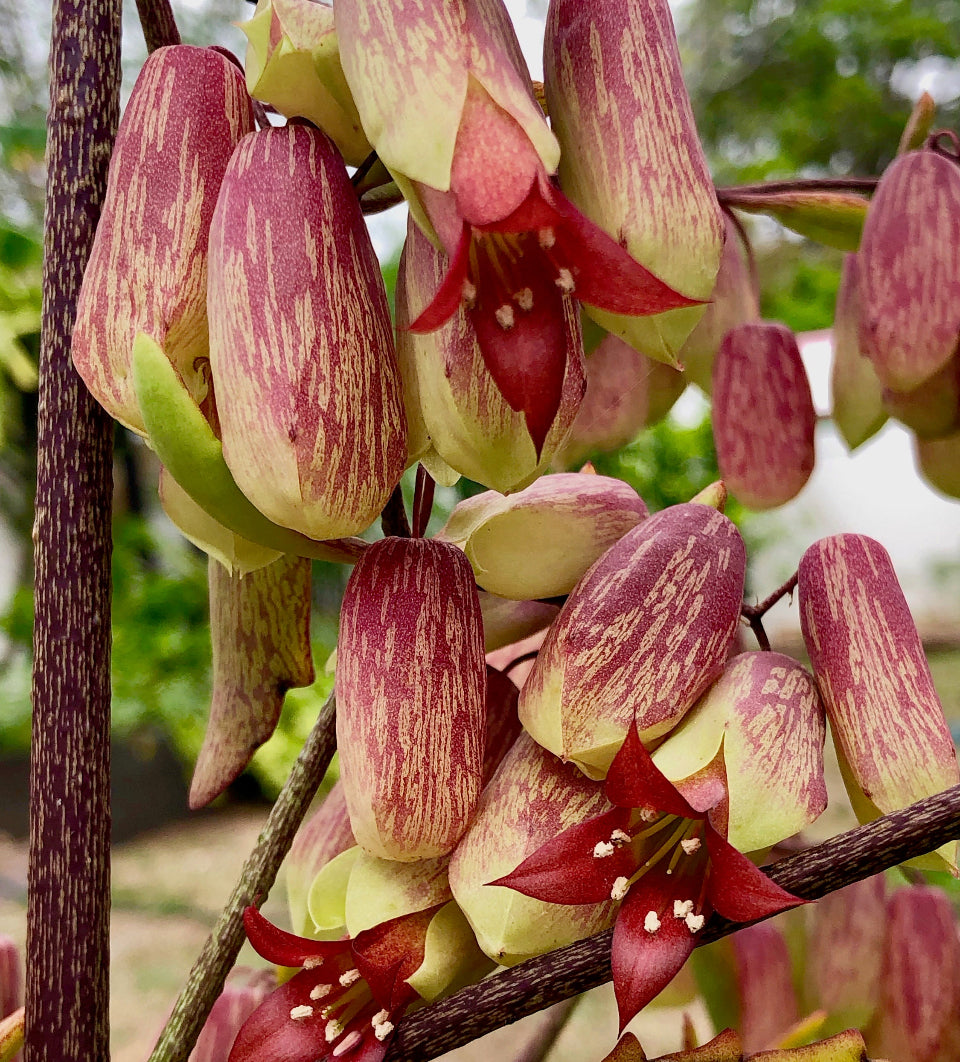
72,45,254,435
712,322,816,511
189,555,314,809
436,472,648,601
651,652,827,854
241,0,371,165
544,0,724,365
799,534,960,871
858,144,960,392
397,216,586,493
519,503,746,779
207,125,407,541
336,537,486,861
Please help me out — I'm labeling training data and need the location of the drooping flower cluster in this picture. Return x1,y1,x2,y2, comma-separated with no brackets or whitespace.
66,0,960,1058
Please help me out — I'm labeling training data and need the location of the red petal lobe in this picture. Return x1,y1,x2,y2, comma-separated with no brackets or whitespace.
242,906,342,968
703,828,804,923
605,724,698,819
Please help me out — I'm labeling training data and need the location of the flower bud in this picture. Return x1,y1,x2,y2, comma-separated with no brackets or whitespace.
336,538,486,860
553,332,686,469
241,0,370,165
799,534,960,871
651,652,827,853
208,125,407,540
712,322,816,510
679,214,760,395
396,218,585,492
830,255,886,450
449,733,617,965
0,936,20,1027
436,472,647,600
520,503,745,779
544,0,724,365
189,555,314,809
73,46,254,434
858,143,960,391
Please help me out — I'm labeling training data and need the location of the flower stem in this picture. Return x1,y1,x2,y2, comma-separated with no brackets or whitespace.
384,781,960,1062
134,0,180,51
741,571,799,651
146,692,338,1062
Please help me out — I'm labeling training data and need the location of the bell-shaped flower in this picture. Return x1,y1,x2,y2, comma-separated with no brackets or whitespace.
241,0,370,165
830,255,886,451
712,322,816,511
733,922,800,1053
207,124,407,541
336,537,486,861
544,0,724,366
520,502,745,779
449,732,619,966
798,533,960,871
678,215,760,395
495,723,803,1030
649,652,827,854
189,555,315,809
553,332,686,470
858,140,960,392
72,45,254,435
337,0,693,452
192,967,275,1062
230,902,453,1062
435,472,648,601
397,217,586,492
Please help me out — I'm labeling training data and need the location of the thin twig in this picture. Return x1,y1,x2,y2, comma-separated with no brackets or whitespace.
741,572,798,652
147,693,338,1062
385,782,960,1061
135,0,180,52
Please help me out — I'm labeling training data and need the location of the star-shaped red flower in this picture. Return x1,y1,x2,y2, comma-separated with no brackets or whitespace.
228,904,438,1062
493,724,804,1029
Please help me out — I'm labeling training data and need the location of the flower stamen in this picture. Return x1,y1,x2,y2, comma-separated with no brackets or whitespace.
643,910,661,933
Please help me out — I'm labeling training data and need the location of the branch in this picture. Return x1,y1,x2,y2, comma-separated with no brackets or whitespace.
386,783,960,1061
741,572,798,652
135,0,180,52
147,692,338,1062
26,0,121,1057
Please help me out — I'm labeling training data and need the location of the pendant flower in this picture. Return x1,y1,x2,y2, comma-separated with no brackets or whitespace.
493,723,803,1029
229,905,435,1062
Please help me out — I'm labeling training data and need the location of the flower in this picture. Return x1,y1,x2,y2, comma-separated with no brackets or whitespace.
335,0,693,452
493,723,803,1029
229,905,435,1062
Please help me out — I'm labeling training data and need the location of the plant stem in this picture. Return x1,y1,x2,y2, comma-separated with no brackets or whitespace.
741,571,799,651
147,692,338,1062
717,177,877,198
135,0,180,51
26,0,121,1058
385,782,960,1061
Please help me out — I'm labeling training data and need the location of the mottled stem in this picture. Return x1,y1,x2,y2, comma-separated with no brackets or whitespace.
386,783,960,1062
147,693,338,1062
26,0,121,1058
741,571,798,652
135,0,180,52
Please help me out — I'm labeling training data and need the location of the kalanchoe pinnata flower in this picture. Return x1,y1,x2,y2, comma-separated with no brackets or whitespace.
0,936,20,1031
553,332,686,470
230,904,438,1062
336,537,486,861
650,652,827,854
520,502,746,779
436,472,648,601
241,0,370,165
544,0,724,365
397,217,586,492
336,0,693,452
192,967,274,1062
449,732,619,966
207,124,407,541
858,138,960,393
73,46,254,435
190,555,314,809
680,215,761,396
495,723,803,1029
798,534,960,872
712,322,816,511
830,255,886,451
